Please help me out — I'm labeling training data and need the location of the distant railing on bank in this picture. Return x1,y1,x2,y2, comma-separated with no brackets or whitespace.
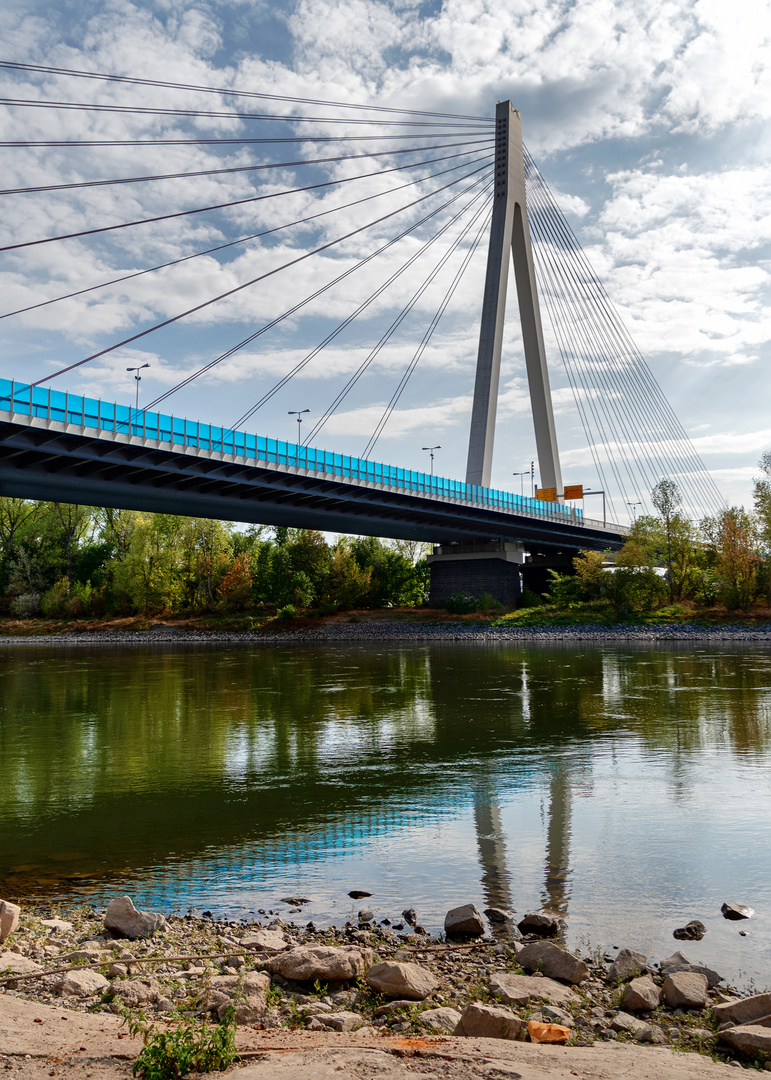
0,378,598,528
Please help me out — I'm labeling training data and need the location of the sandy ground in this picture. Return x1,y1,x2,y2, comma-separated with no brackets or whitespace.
0,993,748,1080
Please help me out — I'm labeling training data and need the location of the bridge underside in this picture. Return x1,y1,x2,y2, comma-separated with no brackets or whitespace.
0,415,624,554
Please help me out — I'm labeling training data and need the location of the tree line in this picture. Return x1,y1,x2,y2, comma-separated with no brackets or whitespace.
0,503,429,618
2,454,769,620
549,454,771,612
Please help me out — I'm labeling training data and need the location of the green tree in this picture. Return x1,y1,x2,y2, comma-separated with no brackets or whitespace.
701,508,760,610
753,451,771,602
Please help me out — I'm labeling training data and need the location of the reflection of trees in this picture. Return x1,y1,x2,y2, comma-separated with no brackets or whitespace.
1,643,770,900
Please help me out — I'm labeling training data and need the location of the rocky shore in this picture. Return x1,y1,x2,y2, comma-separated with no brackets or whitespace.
1,619,771,646
2,897,770,1073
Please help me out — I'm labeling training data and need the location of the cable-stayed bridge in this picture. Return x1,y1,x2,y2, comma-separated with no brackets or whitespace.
0,64,723,600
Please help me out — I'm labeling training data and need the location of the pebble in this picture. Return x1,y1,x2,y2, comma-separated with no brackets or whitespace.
0,896,756,1069
4,621,771,647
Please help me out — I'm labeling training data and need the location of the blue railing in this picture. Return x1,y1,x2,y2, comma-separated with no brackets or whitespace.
0,379,582,524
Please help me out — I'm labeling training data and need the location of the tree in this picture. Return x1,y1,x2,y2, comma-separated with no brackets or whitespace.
651,479,680,602
753,451,771,602
701,508,760,610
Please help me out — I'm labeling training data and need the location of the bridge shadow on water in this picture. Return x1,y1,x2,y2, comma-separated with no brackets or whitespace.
1,642,769,925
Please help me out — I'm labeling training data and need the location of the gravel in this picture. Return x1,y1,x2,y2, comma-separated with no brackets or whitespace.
1,620,771,647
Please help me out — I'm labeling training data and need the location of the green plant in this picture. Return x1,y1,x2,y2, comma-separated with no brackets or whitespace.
445,591,478,614
275,604,297,621
122,1007,239,1080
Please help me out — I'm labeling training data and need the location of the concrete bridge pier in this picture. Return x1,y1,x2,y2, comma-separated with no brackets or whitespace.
427,541,580,608
427,541,525,607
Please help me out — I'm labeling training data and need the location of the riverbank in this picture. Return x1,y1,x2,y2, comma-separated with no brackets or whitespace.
1,900,769,1077
1,613,771,644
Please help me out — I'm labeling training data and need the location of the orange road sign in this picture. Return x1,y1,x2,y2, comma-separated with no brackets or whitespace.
563,485,584,500
536,487,557,502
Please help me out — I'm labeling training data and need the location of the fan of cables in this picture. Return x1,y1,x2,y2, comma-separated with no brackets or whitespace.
524,148,724,522
0,60,494,459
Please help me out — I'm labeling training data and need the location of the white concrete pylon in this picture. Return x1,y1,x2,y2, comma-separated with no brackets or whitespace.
465,102,563,497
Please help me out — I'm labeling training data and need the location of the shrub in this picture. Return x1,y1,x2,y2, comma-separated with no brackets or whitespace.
445,591,478,614
11,592,41,617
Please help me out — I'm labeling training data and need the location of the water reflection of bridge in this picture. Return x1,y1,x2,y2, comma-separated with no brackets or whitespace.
6,643,765,917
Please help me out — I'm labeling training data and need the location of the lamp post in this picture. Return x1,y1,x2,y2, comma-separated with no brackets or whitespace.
288,409,310,467
627,501,642,523
512,470,529,497
126,363,150,411
422,445,441,477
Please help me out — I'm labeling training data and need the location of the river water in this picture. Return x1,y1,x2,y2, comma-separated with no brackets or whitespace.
1,641,770,989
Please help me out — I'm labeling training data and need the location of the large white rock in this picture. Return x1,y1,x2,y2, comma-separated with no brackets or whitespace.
56,969,110,998
663,971,708,1010
444,904,485,937
489,971,578,1008
622,975,661,1012
40,918,73,934
268,945,373,983
104,896,168,940
420,1007,462,1033
454,1003,525,1040
0,952,43,978
316,1012,363,1032
108,977,162,1007
516,941,589,985
240,929,286,952
713,991,771,1027
0,901,20,945
720,1024,771,1056
607,949,647,983
366,961,437,1001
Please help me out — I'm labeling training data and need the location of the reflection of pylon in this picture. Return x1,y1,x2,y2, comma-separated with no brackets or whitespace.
466,102,562,496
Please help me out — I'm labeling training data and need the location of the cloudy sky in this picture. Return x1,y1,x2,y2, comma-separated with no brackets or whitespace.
2,0,770,523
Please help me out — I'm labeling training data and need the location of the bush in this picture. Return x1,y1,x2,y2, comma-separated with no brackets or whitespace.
276,604,298,621
445,591,478,614
520,586,543,608
40,577,71,617
546,571,583,607
11,592,41,617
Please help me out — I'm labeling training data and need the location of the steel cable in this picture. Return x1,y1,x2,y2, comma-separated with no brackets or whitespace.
304,186,494,446
0,145,493,254
524,149,723,517
0,138,492,196
0,97,487,129
3,157,487,321
362,208,491,459
0,61,494,122
232,179,492,430
146,167,493,411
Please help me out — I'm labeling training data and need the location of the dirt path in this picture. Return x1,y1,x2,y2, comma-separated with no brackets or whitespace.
1,994,744,1080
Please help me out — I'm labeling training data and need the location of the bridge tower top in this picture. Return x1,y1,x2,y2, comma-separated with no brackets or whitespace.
466,102,562,496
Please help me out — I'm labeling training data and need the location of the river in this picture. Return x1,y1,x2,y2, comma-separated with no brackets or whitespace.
1,640,769,989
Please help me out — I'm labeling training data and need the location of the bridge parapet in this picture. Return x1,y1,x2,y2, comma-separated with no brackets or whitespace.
0,378,619,533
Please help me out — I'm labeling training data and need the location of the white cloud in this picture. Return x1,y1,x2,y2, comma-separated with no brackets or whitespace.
2,0,770,516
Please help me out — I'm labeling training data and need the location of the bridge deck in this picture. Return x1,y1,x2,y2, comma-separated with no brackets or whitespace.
0,380,627,550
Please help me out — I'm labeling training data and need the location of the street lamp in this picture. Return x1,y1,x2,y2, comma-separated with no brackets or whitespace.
512,470,529,497
627,501,642,522
422,445,441,477
288,409,310,466
126,363,150,411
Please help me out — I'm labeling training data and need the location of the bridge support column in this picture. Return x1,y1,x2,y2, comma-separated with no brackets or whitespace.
466,101,562,496
427,540,525,608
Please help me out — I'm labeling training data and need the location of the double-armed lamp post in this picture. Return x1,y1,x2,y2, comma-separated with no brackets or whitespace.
288,409,310,467
422,445,441,478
